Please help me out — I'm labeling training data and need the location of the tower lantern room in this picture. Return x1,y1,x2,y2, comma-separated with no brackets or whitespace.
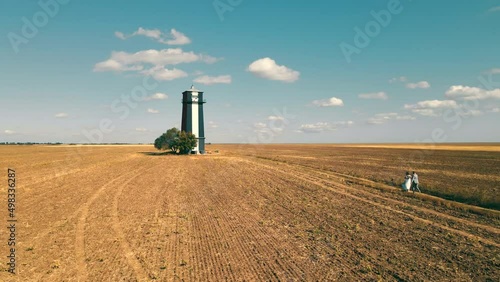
181,85,206,154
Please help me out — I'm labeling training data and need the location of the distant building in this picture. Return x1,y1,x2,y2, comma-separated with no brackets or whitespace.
181,85,206,154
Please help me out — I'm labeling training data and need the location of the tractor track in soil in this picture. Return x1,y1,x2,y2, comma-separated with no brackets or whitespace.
241,157,500,248
75,163,161,281
1,145,498,281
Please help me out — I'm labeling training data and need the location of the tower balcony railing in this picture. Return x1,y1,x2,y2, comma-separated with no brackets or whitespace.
181,99,207,103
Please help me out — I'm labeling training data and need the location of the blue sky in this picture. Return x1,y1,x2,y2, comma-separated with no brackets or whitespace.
1,0,500,143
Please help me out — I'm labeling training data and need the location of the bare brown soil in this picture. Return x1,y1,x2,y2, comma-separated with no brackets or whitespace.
222,144,500,209
0,144,498,281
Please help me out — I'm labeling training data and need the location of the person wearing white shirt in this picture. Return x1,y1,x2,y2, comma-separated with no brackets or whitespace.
412,171,421,192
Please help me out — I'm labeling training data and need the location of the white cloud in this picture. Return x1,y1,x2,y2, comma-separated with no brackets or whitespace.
54,112,68,118
312,97,344,107
410,100,458,108
96,49,208,68
4,130,15,135
254,122,266,128
147,108,159,114
268,115,285,121
404,100,458,116
389,76,407,83
114,28,191,45
335,120,354,126
165,29,191,45
200,55,221,64
484,68,500,74
445,85,500,100
253,122,268,133
297,121,353,133
93,48,220,79
194,75,232,85
114,28,160,40
297,122,331,133
488,107,499,113
488,6,500,13
135,128,148,132
367,112,416,125
135,27,162,39
358,91,388,100
396,115,416,120
406,81,431,89
390,77,430,89
465,110,483,117
247,57,300,82
253,116,292,134
144,93,168,101
93,59,144,72
114,31,126,40
208,121,218,128
141,66,188,81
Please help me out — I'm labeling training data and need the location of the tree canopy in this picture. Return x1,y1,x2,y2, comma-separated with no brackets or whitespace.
154,127,197,154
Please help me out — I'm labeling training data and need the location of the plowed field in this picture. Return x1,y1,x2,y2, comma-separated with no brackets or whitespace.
0,145,498,281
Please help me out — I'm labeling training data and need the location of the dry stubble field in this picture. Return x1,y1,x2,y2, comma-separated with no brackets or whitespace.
0,144,498,281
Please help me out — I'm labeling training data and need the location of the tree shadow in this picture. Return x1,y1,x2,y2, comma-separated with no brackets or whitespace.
138,151,175,156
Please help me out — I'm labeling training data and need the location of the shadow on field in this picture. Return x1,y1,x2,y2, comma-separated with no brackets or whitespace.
138,151,174,156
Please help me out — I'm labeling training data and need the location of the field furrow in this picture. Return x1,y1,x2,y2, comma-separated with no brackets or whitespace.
243,157,500,245
0,145,498,281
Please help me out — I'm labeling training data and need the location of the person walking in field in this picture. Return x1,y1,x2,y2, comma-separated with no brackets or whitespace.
402,171,412,192
411,171,421,192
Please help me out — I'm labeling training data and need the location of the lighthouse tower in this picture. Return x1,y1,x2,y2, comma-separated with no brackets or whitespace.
181,85,206,154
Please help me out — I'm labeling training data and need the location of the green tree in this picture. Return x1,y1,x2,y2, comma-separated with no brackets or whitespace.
154,127,179,152
176,131,197,154
154,133,167,151
154,127,197,154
